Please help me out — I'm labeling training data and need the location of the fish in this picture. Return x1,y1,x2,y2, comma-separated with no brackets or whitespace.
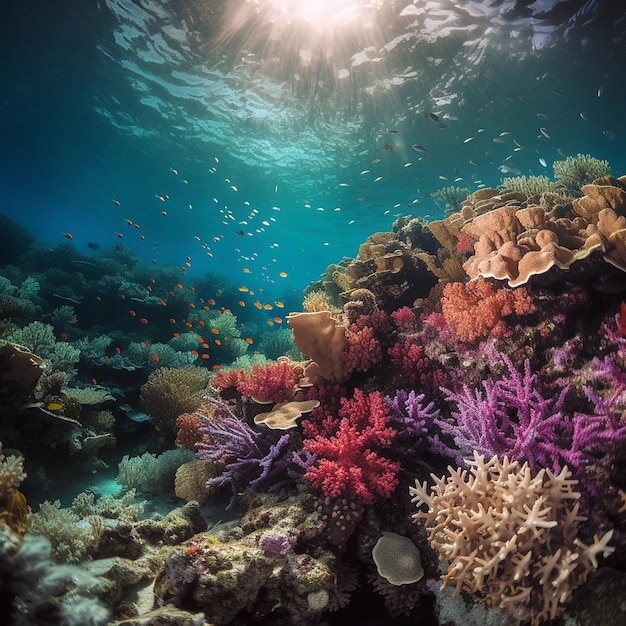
539,158,548,167
412,144,427,153
388,129,399,134
382,144,397,152
580,112,590,121
357,195,368,201
87,242,99,249
62,232,73,240
539,127,551,139
426,112,439,122
112,199,121,206
537,113,550,121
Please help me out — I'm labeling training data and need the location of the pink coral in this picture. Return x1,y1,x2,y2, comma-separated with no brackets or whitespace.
441,277,536,342
388,341,429,388
391,306,417,333
342,325,383,373
212,360,297,403
303,389,400,504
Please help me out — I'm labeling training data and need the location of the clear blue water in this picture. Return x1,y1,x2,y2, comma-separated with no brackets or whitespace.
2,0,625,293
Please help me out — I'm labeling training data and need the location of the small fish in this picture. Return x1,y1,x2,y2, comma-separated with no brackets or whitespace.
62,232,73,240
426,112,439,122
357,194,368,201
463,136,474,144
539,157,548,167
279,271,288,278
539,127,551,139
388,129,399,133
87,242,100,249
60,333,68,341
47,402,64,411
151,354,160,362
112,199,121,206
580,112,590,121
549,87,564,96
597,85,605,97
245,337,254,344
412,144,427,153
139,317,148,324
469,160,479,166
537,113,550,120
382,144,397,152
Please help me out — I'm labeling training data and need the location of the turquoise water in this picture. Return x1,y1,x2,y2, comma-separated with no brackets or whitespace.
2,0,624,290
2,3,626,625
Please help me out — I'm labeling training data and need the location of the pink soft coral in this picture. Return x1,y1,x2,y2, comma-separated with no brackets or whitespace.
303,389,400,504
441,277,535,342
212,360,297,403
342,325,383,373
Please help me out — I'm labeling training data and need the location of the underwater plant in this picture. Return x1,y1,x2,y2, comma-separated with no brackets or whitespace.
553,153,611,194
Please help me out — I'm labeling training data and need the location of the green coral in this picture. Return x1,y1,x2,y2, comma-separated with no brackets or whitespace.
500,175,553,198
553,153,611,194
7,321,56,354
431,185,471,213
258,328,302,360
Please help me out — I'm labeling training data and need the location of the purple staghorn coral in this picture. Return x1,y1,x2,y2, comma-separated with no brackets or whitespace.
384,389,461,472
438,356,626,488
196,397,291,509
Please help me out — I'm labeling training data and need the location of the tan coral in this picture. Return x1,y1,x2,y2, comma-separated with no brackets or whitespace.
287,311,347,382
253,400,320,430
175,459,216,503
572,175,626,221
410,452,614,626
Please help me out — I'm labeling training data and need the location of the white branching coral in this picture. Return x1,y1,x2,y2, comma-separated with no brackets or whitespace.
410,452,614,625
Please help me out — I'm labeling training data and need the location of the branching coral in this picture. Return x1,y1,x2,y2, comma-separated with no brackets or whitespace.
438,356,626,491
410,452,615,625
195,398,292,508
303,389,400,505
553,153,611,194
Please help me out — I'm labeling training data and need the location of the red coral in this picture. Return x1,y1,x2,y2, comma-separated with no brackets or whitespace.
303,389,400,504
388,341,429,388
342,325,383,373
238,361,298,403
391,306,417,333
441,278,536,342
211,361,297,403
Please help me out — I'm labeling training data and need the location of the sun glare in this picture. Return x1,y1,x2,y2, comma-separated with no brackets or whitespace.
250,0,378,35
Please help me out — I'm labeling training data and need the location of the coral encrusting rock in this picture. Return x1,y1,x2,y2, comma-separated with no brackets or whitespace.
410,452,615,626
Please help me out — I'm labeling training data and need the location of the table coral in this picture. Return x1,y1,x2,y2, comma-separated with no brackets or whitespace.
410,452,615,625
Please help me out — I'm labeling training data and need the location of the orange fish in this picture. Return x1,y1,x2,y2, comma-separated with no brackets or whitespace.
60,333,68,341
198,320,205,326
91,378,98,385
208,299,216,305
210,328,219,335
201,353,210,359
124,218,134,226
139,317,148,324
254,301,262,309
212,364,221,370
145,341,150,347
274,317,283,324
185,321,193,328
129,310,136,316
189,302,195,308
202,343,209,349
160,300,167,306
197,337,205,343
191,350,199,356
176,283,183,289
173,332,181,338
275,301,284,308
238,301,246,307
103,355,109,362
214,339,222,346
149,278,156,284
238,286,249,292
263,303,273,310
169,318,176,324
189,286,195,291
279,271,288,278
62,232,73,240
245,337,254,344
115,347,121,354
151,354,160,362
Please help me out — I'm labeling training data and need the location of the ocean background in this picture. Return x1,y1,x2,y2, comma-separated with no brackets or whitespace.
2,0,624,294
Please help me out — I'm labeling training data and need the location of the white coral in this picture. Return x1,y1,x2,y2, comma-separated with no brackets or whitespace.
410,452,614,626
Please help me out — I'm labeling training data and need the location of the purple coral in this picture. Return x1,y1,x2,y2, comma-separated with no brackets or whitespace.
384,389,461,472
438,356,626,488
195,398,291,509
